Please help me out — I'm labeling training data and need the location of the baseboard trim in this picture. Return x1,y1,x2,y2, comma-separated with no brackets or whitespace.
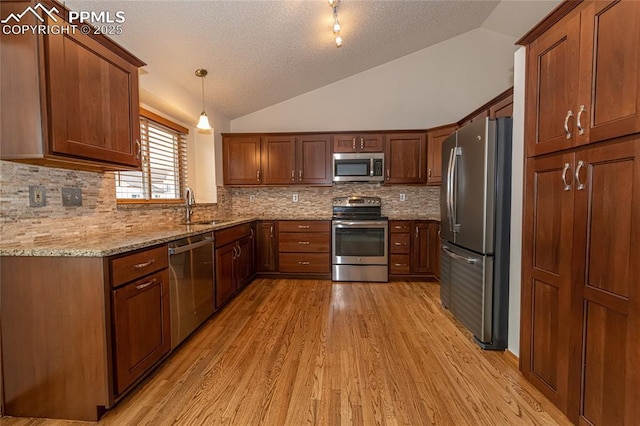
504,349,519,368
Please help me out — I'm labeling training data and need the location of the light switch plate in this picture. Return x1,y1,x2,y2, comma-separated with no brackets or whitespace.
62,187,82,207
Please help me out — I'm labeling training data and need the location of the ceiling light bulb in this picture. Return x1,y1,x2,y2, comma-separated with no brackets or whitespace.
335,35,343,48
333,18,341,34
328,0,337,7
197,112,211,130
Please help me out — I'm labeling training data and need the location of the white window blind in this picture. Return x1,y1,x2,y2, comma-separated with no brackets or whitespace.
116,112,188,201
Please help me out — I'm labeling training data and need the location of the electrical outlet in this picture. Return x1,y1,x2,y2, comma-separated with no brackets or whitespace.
29,185,46,207
292,193,299,203
400,193,406,202
62,187,82,207
249,194,256,202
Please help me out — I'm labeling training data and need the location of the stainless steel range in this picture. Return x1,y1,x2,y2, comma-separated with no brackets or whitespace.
332,196,389,282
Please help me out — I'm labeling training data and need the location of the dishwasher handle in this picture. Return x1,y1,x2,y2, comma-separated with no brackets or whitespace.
169,237,214,255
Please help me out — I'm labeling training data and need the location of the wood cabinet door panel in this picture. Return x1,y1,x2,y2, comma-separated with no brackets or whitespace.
578,0,640,145
412,222,433,274
47,17,140,167
427,125,456,186
215,244,236,308
525,11,580,157
262,136,296,184
112,270,170,395
390,254,410,274
333,134,383,153
256,221,277,272
278,221,330,233
333,134,358,153
297,135,332,185
222,137,261,185
385,133,427,184
390,233,410,254
236,236,253,290
359,134,384,152
521,153,576,412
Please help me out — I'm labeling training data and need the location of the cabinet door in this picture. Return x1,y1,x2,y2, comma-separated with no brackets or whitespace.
427,125,456,186
489,95,513,119
572,139,640,425
215,244,236,308
46,15,141,168
263,136,296,184
525,11,581,157
385,133,427,184
332,134,358,153
576,0,640,145
520,153,578,415
222,136,262,185
358,134,384,152
236,236,254,290
112,270,170,395
256,221,277,272
297,135,332,185
411,222,439,275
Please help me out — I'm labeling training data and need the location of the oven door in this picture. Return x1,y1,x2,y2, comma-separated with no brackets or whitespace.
332,220,388,265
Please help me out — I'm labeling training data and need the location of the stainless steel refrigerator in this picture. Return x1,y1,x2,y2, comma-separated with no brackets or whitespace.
440,117,511,350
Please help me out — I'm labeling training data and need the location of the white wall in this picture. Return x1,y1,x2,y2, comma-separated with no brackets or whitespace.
138,66,231,202
508,47,527,357
231,28,518,132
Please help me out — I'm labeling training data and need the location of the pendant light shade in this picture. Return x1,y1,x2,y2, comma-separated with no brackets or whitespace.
195,69,212,130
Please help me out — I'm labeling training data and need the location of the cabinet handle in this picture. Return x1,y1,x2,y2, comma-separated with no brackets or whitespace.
136,278,157,291
352,138,356,150
564,110,573,139
360,138,364,150
135,139,141,160
394,263,407,267
298,261,310,265
298,241,310,245
237,244,242,257
134,259,154,269
257,170,260,181
299,170,303,181
428,168,432,178
416,226,419,238
250,228,254,239
291,170,295,181
394,242,403,246
575,160,586,191
577,105,585,136
232,246,238,260
298,225,310,229
394,225,404,229
386,169,390,180
270,225,274,238
561,162,572,191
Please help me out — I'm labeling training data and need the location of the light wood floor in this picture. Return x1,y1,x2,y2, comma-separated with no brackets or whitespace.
2,279,571,425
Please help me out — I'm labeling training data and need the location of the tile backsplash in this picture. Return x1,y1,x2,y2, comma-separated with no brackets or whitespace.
0,160,440,246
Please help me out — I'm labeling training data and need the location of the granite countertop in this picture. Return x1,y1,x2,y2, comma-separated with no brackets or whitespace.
0,217,256,257
0,215,440,257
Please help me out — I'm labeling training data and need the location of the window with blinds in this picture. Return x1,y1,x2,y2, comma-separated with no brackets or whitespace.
116,109,188,201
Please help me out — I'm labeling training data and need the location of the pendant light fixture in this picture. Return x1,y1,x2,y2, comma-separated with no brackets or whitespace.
195,68,211,130
329,0,342,48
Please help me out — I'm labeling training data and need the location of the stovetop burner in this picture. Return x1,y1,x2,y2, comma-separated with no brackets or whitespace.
332,196,384,220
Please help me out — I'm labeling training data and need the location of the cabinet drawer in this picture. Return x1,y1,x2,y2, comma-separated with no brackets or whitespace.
110,245,168,287
390,254,411,274
278,220,330,233
215,223,252,247
279,233,330,253
390,221,411,233
279,253,330,273
390,233,410,253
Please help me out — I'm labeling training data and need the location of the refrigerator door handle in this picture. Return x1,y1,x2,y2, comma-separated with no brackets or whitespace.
446,148,455,232
442,246,478,264
451,147,462,233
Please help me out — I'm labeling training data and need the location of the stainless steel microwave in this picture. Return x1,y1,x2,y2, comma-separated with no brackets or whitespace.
332,153,384,183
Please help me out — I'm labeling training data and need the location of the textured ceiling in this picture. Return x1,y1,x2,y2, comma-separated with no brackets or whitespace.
65,1,559,120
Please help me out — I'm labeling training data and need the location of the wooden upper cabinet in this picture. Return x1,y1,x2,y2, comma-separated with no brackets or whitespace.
297,135,332,185
222,136,262,185
0,0,145,171
262,136,296,184
333,134,384,153
524,0,640,157
385,133,427,184
426,125,456,186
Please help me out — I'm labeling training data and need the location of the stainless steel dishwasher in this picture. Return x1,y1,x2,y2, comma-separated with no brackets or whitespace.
168,232,215,349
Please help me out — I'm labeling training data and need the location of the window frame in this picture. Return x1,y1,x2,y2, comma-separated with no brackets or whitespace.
116,108,189,205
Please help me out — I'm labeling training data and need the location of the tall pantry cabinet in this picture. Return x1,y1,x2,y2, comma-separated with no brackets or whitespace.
518,1,640,424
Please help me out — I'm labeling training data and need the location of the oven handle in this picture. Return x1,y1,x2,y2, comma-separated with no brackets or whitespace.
332,220,389,228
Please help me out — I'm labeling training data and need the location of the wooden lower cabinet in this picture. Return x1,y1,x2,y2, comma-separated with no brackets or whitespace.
256,221,277,272
277,220,330,276
520,138,640,423
111,270,171,395
389,220,440,279
214,223,256,308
